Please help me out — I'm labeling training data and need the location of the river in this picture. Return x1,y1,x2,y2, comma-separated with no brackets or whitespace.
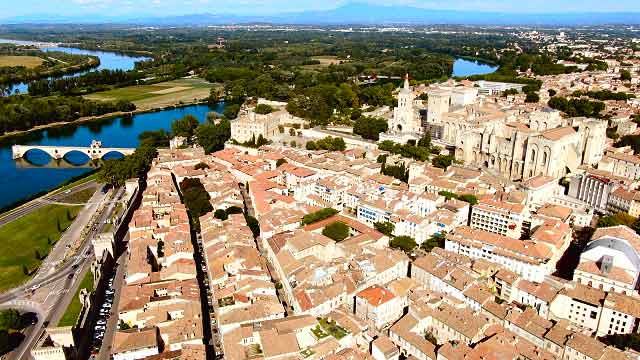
452,58,498,77
0,103,224,210
0,38,150,95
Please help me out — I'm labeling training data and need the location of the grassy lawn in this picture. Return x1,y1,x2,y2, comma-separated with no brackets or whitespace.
84,78,215,110
0,55,43,68
0,204,81,292
58,270,94,327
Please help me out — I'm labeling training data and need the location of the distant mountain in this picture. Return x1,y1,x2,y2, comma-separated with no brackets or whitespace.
3,2,640,26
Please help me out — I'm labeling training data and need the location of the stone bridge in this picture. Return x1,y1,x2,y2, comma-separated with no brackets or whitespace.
12,140,135,161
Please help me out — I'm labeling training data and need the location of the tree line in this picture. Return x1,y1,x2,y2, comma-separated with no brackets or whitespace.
28,69,146,96
0,95,135,135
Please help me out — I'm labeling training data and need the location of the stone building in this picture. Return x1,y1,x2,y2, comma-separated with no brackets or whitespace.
230,109,280,143
454,112,606,181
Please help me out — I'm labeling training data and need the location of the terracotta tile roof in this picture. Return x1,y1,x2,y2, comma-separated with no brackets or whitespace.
357,286,396,306
112,328,157,354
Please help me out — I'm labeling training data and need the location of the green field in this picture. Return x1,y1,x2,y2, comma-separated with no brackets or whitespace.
0,204,81,292
58,270,94,327
84,78,216,110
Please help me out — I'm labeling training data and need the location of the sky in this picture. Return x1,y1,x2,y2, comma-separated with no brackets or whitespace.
2,0,640,19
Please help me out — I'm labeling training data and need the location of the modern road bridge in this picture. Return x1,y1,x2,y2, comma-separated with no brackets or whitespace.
12,140,135,161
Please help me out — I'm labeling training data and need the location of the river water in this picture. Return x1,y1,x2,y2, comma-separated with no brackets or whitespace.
0,103,224,210
452,58,498,77
0,38,150,95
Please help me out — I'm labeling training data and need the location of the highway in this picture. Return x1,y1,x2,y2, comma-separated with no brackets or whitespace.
0,180,98,228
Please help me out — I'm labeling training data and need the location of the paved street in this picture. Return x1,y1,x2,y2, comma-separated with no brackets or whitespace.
96,250,127,360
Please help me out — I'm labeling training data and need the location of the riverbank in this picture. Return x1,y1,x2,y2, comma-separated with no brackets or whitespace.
0,171,98,215
1,55,100,90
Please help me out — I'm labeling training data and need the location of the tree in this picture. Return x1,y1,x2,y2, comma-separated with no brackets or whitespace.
548,89,557,97
458,194,479,205
0,310,22,331
244,214,260,238
139,130,170,148
601,333,640,352
306,136,346,151
171,115,200,138
432,155,456,169
35,250,41,260
289,128,296,136
620,69,632,81
97,144,158,187
390,236,417,253
180,178,213,225
214,209,229,221
597,212,638,229
195,119,231,154
322,221,350,242
226,206,244,215
424,331,437,345
302,208,338,225
223,104,241,119
255,104,274,114
194,162,210,170
525,92,540,103
420,232,447,252
374,222,395,237
353,116,388,141
276,158,287,167
418,132,431,149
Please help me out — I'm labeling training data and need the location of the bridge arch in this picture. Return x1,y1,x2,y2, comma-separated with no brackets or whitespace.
101,150,128,160
62,150,93,164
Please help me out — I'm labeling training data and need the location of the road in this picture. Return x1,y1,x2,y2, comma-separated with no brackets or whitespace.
0,180,98,228
0,186,127,360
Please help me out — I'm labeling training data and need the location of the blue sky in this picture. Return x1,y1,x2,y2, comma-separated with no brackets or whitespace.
3,0,640,18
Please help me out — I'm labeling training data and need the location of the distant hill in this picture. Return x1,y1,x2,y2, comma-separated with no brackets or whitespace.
3,2,640,26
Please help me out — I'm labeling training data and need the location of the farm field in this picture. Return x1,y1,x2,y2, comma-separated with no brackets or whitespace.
0,55,44,68
84,77,216,110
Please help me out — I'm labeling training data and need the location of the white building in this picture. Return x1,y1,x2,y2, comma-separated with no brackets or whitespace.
574,226,640,295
